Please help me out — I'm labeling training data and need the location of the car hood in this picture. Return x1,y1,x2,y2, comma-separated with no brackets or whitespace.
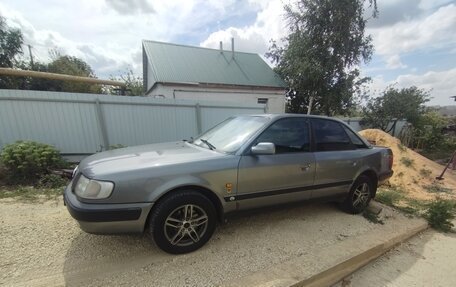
78,141,223,178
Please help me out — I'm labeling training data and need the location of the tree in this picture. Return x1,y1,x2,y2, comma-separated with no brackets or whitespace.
267,0,377,115
0,16,24,89
27,52,103,93
361,86,430,132
109,69,143,96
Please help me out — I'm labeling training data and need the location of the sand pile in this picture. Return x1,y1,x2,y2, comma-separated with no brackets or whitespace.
359,129,456,201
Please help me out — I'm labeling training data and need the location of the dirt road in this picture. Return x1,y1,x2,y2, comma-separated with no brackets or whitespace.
0,198,421,286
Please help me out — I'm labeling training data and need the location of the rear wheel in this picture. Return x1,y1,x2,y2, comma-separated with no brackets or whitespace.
341,175,373,214
148,190,216,254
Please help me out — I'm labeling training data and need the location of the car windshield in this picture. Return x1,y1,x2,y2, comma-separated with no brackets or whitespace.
193,116,269,153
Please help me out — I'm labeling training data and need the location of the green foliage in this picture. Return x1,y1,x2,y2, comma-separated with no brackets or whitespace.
0,141,64,180
419,168,432,178
267,0,377,116
424,184,452,194
37,174,68,188
109,144,127,150
425,199,456,232
362,209,384,224
397,143,407,152
0,185,63,201
375,187,404,206
109,70,143,96
411,111,449,151
26,52,103,93
400,157,414,167
362,86,430,131
0,16,25,89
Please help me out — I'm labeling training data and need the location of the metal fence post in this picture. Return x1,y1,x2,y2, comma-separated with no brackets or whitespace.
195,103,202,135
95,98,110,150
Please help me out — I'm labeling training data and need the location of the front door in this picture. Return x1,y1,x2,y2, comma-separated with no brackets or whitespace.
236,118,316,210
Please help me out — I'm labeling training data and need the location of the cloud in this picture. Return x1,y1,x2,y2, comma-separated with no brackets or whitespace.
368,0,421,28
105,0,154,15
369,68,456,105
200,0,288,59
369,4,456,56
385,54,407,69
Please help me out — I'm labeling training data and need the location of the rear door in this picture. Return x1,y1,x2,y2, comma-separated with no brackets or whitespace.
236,117,316,210
310,118,364,198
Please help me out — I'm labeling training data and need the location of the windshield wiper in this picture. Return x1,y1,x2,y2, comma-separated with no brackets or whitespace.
200,139,216,150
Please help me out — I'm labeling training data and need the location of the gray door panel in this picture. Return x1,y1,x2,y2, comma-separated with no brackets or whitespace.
237,153,316,210
312,150,362,198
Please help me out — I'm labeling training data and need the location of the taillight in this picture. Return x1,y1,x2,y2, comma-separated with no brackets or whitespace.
388,152,394,170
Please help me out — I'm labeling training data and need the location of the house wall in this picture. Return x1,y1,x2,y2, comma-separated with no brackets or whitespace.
148,84,286,113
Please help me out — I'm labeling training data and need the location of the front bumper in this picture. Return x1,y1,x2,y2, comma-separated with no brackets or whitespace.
64,184,153,234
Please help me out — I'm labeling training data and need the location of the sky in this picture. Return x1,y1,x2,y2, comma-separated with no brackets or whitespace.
1,0,455,106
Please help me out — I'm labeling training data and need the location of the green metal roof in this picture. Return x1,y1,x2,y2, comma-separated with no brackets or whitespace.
142,40,287,92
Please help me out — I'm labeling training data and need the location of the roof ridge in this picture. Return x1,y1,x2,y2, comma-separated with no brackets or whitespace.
142,39,261,56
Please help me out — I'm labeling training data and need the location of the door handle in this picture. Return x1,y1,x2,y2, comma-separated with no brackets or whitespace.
300,164,311,171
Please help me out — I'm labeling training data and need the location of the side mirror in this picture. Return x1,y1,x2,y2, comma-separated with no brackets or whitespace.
251,142,276,155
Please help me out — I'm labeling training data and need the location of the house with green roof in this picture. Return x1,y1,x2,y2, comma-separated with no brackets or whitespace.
142,39,287,113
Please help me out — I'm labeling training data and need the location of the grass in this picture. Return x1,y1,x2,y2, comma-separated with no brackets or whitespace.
375,186,456,232
397,143,407,152
424,184,453,194
362,209,384,224
400,157,415,168
419,168,432,178
375,186,405,206
0,185,65,202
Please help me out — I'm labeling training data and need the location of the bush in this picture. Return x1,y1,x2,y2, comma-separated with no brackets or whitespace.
0,141,64,180
37,174,68,188
425,199,456,232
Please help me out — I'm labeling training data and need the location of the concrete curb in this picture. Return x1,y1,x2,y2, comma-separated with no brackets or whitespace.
297,222,428,287
222,218,428,287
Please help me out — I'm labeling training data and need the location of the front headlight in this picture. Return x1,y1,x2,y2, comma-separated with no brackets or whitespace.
74,175,114,199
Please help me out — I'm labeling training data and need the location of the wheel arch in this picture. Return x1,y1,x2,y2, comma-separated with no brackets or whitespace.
357,169,379,196
145,185,225,230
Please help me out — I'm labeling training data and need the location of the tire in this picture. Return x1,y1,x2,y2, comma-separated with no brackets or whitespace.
340,175,373,214
148,190,217,254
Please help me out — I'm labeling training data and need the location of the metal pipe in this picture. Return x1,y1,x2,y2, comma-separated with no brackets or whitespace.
0,68,126,87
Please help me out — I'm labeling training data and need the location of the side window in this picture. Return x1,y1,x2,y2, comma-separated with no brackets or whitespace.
312,119,354,152
342,125,367,148
255,118,310,153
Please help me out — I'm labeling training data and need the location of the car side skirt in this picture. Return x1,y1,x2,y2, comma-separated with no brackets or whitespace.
224,180,353,202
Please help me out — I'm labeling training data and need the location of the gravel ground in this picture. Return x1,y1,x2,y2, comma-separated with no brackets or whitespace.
333,227,456,287
0,198,406,287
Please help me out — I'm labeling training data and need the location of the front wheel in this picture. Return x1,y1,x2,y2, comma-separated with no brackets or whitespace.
148,191,216,254
341,175,373,214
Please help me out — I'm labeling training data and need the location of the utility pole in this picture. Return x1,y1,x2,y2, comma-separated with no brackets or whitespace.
27,45,34,69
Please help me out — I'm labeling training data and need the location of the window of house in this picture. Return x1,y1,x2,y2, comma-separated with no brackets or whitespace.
255,118,310,153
